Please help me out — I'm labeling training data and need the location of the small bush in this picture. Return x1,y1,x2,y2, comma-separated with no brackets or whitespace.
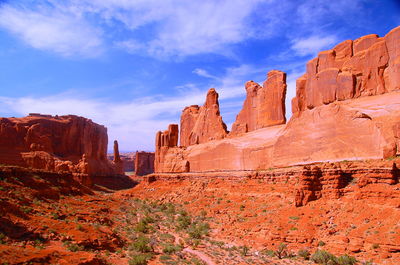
311,249,337,264
298,249,310,260
318,241,326,247
162,243,182,254
275,243,287,259
131,236,151,253
337,254,357,265
176,214,191,230
187,222,209,239
135,221,150,233
240,245,249,256
64,242,83,252
129,254,149,265
0,232,5,244
371,243,379,249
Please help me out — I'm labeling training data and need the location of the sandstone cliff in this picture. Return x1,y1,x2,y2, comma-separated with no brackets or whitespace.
292,26,400,114
231,70,287,135
180,88,228,147
0,113,119,178
135,151,155,176
154,26,400,173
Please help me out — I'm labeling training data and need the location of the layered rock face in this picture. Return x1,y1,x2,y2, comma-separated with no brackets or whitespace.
155,26,400,173
292,26,400,114
155,124,188,173
0,114,118,177
135,151,155,176
180,88,228,147
231,70,287,135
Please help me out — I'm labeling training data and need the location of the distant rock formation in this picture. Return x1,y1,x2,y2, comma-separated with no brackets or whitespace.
0,114,119,178
292,26,400,115
180,88,228,147
135,151,155,176
112,140,124,175
230,70,287,135
155,124,188,173
154,26,400,173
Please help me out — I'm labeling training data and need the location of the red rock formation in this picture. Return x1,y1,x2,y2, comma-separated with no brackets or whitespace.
154,27,400,174
155,124,188,173
231,70,287,135
112,140,124,175
0,113,118,177
292,26,400,115
180,88,228,146
135,151,155,176
180,105,200,147
113,140,121,163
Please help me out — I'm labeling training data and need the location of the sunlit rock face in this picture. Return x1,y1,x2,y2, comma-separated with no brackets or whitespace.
154,26,400,173
0,113,118,177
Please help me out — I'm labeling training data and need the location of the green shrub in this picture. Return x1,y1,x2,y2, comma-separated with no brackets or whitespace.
129,254,149,265
131,236,151,253
275,243,287,259
0,233,5,244
337,254,357,265
176,214,191,230
135,220,150,233
187,222,209,239
162,243,182,254
298,249,310,260
240,245,249,256
64,242,83,252
318,241,326,247
311,250,337,264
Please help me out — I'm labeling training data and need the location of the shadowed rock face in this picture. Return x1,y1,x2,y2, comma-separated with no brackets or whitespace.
0,114,118,177
154,26,400,174
230,70,287,135
292,26,400,115
135,151,155,176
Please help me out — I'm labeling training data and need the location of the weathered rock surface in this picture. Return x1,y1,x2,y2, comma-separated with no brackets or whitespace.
135,151,155,176
155,27,400,174
180,88,228,147
231,70,287,135
292,26,400,114
155,124,188,173
0,114,118,178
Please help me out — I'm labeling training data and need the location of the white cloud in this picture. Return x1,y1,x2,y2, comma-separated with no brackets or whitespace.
0,4,103,57
290,35,338,57
192,68,217,79
114,39,144,54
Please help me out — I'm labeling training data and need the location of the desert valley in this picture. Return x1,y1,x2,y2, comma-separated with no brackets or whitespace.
0,24,400,265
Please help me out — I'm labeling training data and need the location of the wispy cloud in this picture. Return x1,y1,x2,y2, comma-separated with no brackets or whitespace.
0,4,103,57
192,68,217,79
290,35,338,57
0,0,368,59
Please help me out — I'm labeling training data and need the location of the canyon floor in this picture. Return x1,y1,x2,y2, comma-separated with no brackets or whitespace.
1,159,400,265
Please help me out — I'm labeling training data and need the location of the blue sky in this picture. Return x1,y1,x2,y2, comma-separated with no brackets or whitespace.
0,0,399,152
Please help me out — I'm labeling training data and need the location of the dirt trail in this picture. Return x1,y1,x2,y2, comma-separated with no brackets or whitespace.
183,247,217,265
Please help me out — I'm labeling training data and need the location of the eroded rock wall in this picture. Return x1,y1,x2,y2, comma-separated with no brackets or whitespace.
155,26,400,174
231,70,287,135
292,26,400,114
0,114,118,177
180,88,228,147
135,151,155,176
